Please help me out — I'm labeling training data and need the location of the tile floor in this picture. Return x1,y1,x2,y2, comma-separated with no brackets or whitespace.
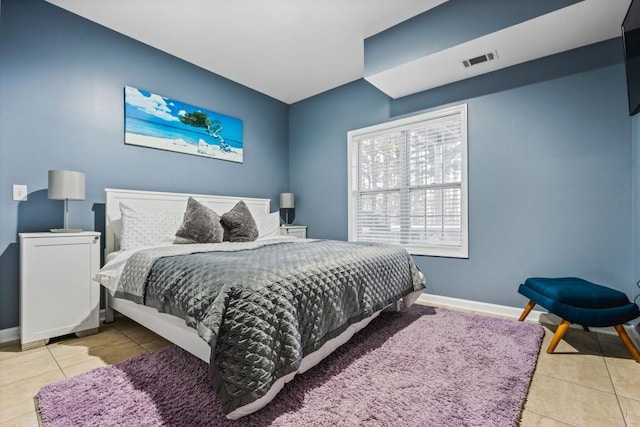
0,316,172,427
0,307,638,427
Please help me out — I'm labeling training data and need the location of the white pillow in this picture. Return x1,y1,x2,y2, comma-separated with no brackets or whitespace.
255,211,280,239
119,203,185,251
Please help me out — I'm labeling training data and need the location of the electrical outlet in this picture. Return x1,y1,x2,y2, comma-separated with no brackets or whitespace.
13,184,28,201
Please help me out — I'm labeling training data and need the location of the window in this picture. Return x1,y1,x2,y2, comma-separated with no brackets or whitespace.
347,104,468,258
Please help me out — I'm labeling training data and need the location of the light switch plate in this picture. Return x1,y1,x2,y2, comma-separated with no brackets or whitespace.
13,184,28,201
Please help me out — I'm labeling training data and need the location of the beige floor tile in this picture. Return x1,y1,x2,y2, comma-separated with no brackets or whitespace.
0,370,64,423
47,349,102,371
0,341,21,360
618,395,640,427
86,341,147,365
96,321,118,332
118,324,164,346
539,326,602,356
598,331,639,360
61,357,109,378
47,329,135,368
519,410,573,427
0,410,39,427
109,315,139,330
0,344,47,364
140,337,173,353
0,349,59,387
51,327,127,349
605,358,640,400
534,351,613,393
524,374,624,427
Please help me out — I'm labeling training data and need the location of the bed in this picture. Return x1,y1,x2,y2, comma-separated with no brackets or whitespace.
97,188,426,419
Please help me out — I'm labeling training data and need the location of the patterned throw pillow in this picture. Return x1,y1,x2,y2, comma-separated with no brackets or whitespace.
119,203,184,251
254,211,281,239
221,200,259,242
175,197,224,244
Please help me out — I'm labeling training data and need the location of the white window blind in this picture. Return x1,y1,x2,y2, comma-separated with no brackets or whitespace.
347,104,468,258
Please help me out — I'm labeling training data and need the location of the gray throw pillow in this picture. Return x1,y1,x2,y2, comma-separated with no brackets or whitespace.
221,200,259,242
175,197,224,243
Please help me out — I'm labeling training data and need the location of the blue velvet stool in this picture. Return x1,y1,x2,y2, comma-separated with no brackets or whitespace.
518,277,640,362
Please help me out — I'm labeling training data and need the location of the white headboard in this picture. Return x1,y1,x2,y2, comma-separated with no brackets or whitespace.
105,188,271,256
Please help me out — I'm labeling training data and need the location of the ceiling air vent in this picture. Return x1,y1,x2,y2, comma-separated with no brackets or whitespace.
462,51,498,68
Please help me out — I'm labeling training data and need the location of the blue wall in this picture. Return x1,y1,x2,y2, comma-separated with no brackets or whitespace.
0,0,289,330
288,80,391,240
1,0,636,331
290,38,634,308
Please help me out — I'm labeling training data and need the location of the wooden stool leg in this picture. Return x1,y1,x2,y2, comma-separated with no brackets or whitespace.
613,324,640,363
547,320,571,354
518,300,536,322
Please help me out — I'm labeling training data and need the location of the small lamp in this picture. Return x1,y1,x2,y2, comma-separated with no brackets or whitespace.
279,192,295,225
48,170,85,233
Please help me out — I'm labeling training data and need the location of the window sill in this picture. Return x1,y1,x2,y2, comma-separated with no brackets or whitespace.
403,244,468,259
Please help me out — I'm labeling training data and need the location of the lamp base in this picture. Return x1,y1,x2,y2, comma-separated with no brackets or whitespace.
50,228,83,233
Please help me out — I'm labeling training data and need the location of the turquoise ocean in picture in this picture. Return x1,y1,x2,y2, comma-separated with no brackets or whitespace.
124,86,243,163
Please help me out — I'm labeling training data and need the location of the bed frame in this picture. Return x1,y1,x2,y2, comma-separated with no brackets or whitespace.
102,188,422,418
104,188,271,362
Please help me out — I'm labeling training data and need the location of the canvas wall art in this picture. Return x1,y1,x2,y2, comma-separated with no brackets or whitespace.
124,86,243,163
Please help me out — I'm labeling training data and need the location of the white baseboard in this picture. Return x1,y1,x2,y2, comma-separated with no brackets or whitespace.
0,309,109,344
417,293,547,321
0,326,20,344
417,293,640,342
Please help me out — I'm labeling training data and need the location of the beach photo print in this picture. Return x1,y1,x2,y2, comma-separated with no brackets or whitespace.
124,86,243,163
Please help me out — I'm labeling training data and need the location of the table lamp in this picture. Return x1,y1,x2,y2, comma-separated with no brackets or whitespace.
48,170,85,233
279,192,295,225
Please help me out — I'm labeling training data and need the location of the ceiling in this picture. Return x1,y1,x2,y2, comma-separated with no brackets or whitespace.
366,0,632,99
46,0,630,104
44,0,447,104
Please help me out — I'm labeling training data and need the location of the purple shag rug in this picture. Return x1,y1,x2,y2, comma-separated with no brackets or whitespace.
35,306,543,426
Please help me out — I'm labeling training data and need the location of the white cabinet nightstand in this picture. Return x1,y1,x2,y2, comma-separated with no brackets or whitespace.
19,232,101,350
280,225,307,238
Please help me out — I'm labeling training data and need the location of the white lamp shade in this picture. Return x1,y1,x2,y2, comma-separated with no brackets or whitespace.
279,192,295,209
48,170,85,200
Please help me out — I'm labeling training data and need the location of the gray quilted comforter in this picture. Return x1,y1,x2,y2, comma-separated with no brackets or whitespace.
115,239,425,416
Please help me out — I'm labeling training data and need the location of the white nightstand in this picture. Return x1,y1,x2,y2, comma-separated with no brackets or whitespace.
19,232,101,350
280,225,307,238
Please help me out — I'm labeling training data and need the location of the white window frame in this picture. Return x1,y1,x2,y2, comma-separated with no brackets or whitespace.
347,104,468,258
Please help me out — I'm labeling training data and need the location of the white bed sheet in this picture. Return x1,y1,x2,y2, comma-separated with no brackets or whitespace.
96,236,299,294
